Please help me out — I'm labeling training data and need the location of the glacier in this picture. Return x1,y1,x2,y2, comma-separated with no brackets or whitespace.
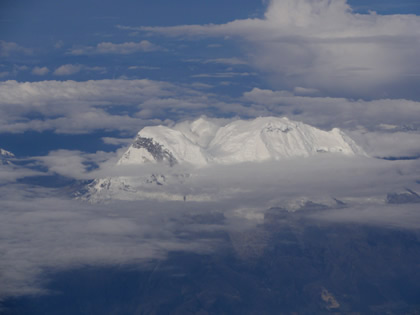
83,116,366,202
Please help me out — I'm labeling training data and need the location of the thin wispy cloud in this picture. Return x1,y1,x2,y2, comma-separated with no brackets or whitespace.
52,64,106,76
0,40,32,57
69,40,162,55
31,66,50,76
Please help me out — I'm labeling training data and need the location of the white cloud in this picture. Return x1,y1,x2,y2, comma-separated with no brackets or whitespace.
52,64,107,76
0,79,211,134
34,147,420,205
349,131,420,158
191,72,255,78
2,151,420,299
1,144,420,299
203,58,248,65
128,0,420,99
293,86,320,95
128,65,160,70
0,41,32,57
0,195,217,298
36,149,119,179
1,78,419,147
0,79,188,109
242,88,420,131
102,137,133,146
69,40,161,55
0,164,42,185
53,64,83,76
31,66,50,76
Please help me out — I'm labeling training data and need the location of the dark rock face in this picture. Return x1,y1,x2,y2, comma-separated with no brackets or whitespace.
264,125,292,133
133,137,177,166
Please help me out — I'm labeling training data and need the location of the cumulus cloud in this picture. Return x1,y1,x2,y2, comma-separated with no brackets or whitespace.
125,0,420,99
69,40,161,55
31,66,50,76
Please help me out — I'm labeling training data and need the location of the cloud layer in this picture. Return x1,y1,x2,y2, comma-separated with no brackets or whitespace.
1,152,419,299
130,0,420,99
1,79,419,161
0,79,206,134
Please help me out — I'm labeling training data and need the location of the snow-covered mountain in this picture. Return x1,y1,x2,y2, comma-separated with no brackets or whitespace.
83,117,366,202
0,148,15,165
118,116,364,166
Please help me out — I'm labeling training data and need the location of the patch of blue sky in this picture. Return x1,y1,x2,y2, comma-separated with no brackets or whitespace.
0,131,125,156
348,0,420,14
